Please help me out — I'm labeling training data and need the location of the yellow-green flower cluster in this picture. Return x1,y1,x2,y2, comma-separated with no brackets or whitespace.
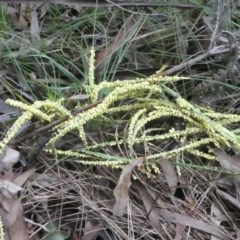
107,103,148,113
176,97,193,110
146,75,187,83
88,47,96,101
6,99,51,121
48,81,164,146
88,47,95,87
0,111,32,155
45,149,88,158
0,98,70,156
91,74,186,103
2,48,240,177
128,108,147,155
42,99,72,118
0,215,4,240
146,138,214,160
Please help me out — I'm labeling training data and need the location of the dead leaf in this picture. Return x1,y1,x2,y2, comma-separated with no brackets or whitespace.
160,158,178,194
95,15,135,68
207,0,229,50
214,150,240,172
135,180,230,239
236,228,240,240
0,99,21,114
7,6,19,27
68,94,88,101
113,157,144,216
95,15,143,77
211,204,227,226
134,180,167,238
0,196,21,227
158,209,230,240
33,173,59,188
0,147,20,171
8,200,28,240
211,204,228,240
0,169,15,182
0,113,19,123
217,188,240,210
18,4,31,28
12,169,35,188
0,165,32,239
0,180,22,195
174,224,186,240
0,189,28,239
30,4,40,46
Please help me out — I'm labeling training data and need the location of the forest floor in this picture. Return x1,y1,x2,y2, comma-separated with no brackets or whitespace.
1,1,240,240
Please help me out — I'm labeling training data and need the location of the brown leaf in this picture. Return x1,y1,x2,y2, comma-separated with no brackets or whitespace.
174,224,186,240
0,169,14,182
30,4,40,45
0,167,33,239
12,169,35,188
33,173,59,187
160,158,178,194
236,228,240,240
134,180,167,238
0,99,20,114
95,15,143,75
213,149,240,172
68,94,88,101
158,209,230,240
8,200,28,240
95,15,135,68
0,180,22,195
217,188,240,210
18,4,30,28
211,204,227,226
0,170,34,196
113,157,144,216
0,196,21,227
0,147,20,171
1,198,11,212
211,204,228,240
0,195,28,239
7,6,18,28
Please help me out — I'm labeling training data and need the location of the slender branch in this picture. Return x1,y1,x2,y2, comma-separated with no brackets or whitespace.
161,44,237,76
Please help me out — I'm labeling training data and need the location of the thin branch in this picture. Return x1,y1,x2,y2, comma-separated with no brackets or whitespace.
161,44,237,76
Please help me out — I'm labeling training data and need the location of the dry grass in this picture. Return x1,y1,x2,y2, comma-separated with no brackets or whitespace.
1,1,240,239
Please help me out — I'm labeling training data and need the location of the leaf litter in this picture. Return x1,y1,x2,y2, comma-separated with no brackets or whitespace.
113,157,144,216
1,1,240,239
0,150,34,240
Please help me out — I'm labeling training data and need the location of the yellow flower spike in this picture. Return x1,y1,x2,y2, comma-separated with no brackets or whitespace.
3,56,240,177
0,215,5,240
128,108,147,154
88,47,95,87
48,82,164,146
108,103,148,113
78,125,87,146
42,99,72,118
6,99,51,122
88,47,97,102
0,111,32,155
146,138,214,160
46,149,88,158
